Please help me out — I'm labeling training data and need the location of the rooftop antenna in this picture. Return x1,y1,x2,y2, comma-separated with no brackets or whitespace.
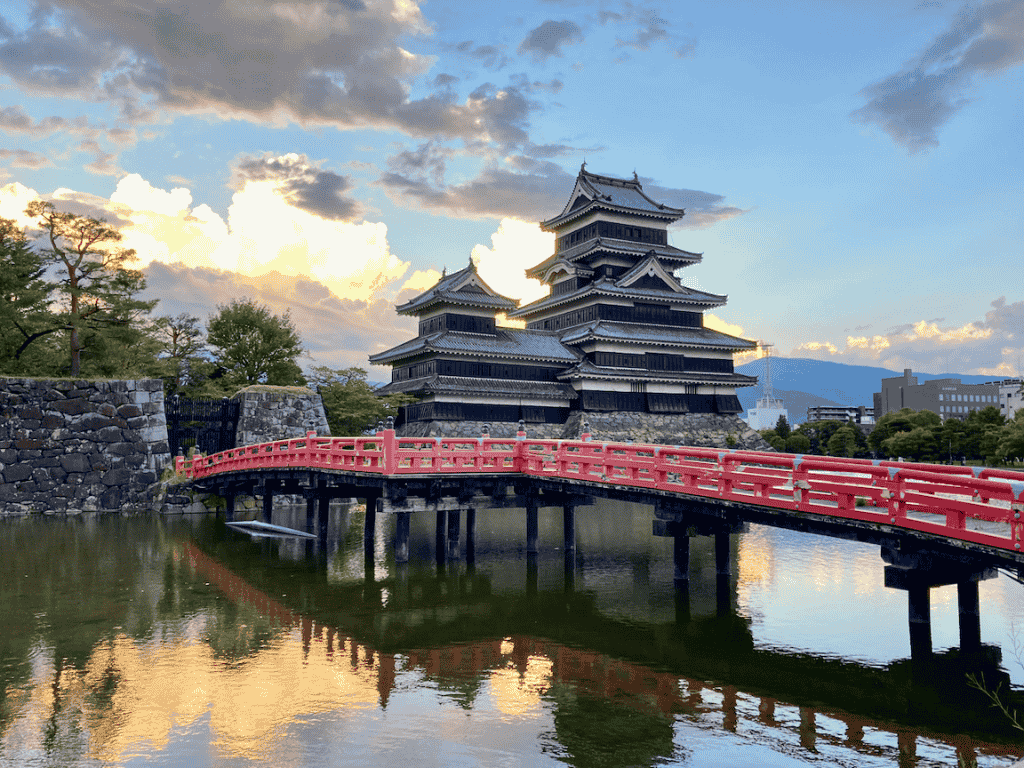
761,342,779,404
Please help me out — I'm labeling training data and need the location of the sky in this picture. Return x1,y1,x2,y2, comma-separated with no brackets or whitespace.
0,0,1021,379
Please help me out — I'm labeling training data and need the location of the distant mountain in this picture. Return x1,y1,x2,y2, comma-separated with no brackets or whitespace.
735,358,1001,424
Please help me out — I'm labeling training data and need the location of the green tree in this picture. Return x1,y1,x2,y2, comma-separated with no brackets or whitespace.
25,201,157,376
827,426,859,458
775,414,791,440
869,409,917,454
785,433,811,454
882,426,939,462
206,298,305,388
153,313,207,393
0,217,56,373
997,412,1024,465
309,366,416,435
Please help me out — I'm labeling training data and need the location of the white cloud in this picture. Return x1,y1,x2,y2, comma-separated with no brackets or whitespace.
471,217,549,305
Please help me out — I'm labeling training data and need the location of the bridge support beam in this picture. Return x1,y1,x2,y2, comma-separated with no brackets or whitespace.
673,535,689,583
364,491,380,544
395,510,411,564
563,503,576,552
526,498,539,554
447,508,461,561
260,481,277,524
435,509,448,565
882,545,996,660
715,532,731,576
958,580,982,653
224,492,235,522
466,508,476,566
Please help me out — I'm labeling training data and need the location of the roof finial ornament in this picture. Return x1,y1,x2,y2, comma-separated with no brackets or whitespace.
468,253,476,271
633,169,638,182
581,159,587,172
441,265,446,277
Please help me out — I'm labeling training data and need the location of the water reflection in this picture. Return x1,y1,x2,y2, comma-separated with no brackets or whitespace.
1,501,1023,767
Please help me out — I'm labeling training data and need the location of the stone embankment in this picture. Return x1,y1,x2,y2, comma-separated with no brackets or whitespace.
0,378,169,515
399,411,773,451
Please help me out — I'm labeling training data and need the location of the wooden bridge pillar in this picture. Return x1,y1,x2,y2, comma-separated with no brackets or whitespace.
317,491,329,542
673,535,690,583
906,585,932,660
447,508,461,561
563,503,576,552
526,497,539,554
715,532,731,575
465,507,476,566
305,494,316,533
882,545,996,660
395,510,411,564
224,492,236,522
260,480,278,524
958,580,982,652
364,491,380,544
435,509,448,565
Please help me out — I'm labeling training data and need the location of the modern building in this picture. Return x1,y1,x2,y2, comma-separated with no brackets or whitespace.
991,379,1024,420
744,344,788,430
806,405,875,425
370,164,758,430
873,369,1000,422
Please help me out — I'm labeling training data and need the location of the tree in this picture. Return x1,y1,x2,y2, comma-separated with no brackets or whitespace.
206,298,305,388
26,201,156,376
868,409,916,454
775,414,791,440
153,313,207,393
310,366,416,435
785,433,811,454
0,217,56,373
882,426,939,462
827,426,859,458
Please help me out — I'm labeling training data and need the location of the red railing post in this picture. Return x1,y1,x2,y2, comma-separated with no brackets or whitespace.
382,428,397,475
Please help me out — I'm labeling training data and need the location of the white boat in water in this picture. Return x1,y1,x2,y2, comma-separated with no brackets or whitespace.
225,519,318,539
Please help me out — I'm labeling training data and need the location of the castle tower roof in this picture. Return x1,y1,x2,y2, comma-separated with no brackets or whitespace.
394,257,518,316
540,164,686,231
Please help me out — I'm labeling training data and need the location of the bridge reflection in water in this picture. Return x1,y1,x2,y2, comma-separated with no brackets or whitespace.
178,499,1024,768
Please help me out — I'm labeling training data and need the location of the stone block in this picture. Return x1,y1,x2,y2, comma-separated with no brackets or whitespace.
3,464,32,482
98,403,117,417
102,467,132,486
108,442,135,456
0,449,16,463
41,415,64,429
60,454,91,473
100,487,122,509
18,406,43,420
117,404,143,419
96,426,124,443
53,398,89,415
0,483,19,501
15,438,42,450
79,413,114,430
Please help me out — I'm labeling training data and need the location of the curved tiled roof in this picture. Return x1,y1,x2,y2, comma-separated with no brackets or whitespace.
556,358,758,387
376,375,577,402
526,240,701,279
558,321,757,350
508,277,727,318
368,328,582,365
396,261,518,315
541,166,685,230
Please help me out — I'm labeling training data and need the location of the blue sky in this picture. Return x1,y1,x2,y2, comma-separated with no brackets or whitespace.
0,0,1021,377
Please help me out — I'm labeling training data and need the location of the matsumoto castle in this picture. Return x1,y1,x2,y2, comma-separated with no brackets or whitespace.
371,165,759,436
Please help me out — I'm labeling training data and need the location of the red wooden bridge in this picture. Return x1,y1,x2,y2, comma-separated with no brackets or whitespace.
176,425,1024,660
177,426,1024,557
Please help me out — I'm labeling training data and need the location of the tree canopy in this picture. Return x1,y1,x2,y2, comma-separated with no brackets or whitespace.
206,298,305,389
309,366,416,435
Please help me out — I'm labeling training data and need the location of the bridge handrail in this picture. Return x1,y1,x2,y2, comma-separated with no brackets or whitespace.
176,429,1024,553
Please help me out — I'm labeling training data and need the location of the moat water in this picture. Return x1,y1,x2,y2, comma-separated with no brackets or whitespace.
2,499,1023,767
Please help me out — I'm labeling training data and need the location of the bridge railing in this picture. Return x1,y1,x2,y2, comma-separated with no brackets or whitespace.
176,428,1024,552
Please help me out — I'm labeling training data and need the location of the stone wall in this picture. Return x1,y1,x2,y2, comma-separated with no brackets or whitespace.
0,378,170,515
398,411,772,450
233,386,331,446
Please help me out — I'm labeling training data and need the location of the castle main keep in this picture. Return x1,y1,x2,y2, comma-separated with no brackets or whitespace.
371,165,761,444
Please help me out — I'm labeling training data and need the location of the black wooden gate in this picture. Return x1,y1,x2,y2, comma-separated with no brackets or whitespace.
166,396,240,457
